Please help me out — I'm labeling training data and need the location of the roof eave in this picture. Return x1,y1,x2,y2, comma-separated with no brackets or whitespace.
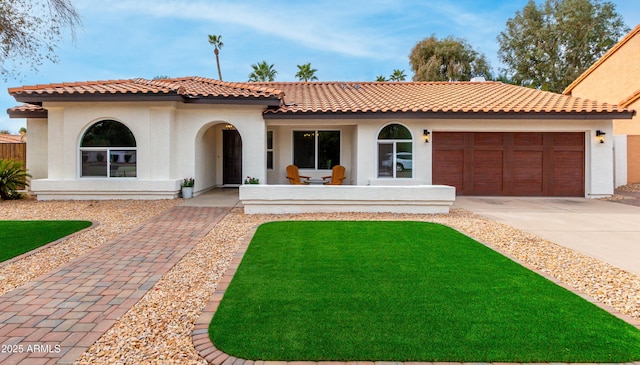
12,93,183,103
263,110,636,120
12,93,282,106
7,108,48,119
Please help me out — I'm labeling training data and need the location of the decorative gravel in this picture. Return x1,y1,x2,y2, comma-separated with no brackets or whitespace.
2,199,639,364
82,207,640,364
0,199,179,296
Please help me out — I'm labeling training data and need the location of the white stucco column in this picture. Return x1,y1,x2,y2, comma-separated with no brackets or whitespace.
354,124,377,185
45,107,65,180
236,116,267,184
149,107,175,180
26,118,48,179
613,134,627,187
588,126,615,197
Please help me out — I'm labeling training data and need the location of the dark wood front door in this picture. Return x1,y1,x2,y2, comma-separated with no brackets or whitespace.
433,132,584,196
223,129,242,185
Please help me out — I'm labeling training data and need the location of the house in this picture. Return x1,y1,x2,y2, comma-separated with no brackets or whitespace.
0,134,25,143
7,77,633,204
563,24,640,186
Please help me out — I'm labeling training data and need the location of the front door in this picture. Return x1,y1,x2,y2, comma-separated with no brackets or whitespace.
223,129,242,185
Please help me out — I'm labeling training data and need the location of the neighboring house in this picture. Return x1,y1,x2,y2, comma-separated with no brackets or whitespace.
0,133,26,165
0,134,24,143
7,77,633,200
563,24,640,186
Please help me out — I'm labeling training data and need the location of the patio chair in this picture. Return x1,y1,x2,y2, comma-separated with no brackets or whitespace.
286,165,310,185
322,165,346,185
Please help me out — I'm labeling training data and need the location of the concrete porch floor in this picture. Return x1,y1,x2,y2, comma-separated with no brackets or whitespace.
180,188,242,208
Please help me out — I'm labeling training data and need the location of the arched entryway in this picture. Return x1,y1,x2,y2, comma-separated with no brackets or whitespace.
196,122,244,190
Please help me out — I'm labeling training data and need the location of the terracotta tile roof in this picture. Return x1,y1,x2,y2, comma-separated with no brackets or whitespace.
7,103,47,118
8,103,45,113
563,24,640,95
7,77,633,119
8,77,284,102
255,81,632,117
0,134,25,143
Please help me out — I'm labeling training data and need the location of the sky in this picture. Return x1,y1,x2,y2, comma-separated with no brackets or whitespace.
2,0,640,133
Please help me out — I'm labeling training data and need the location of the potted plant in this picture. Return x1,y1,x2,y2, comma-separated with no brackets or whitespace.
181,177,194,198
244,176,259,184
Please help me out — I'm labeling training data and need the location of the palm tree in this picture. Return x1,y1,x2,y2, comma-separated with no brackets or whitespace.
248,61,277,82
389,69,407,81
375,75,387,82
0,159,31,200
208,34,224,81
295,63,318,81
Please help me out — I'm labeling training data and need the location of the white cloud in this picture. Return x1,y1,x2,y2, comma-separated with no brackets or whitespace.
90,0,410,60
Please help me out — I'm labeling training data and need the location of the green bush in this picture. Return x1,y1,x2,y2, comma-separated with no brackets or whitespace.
0,159,31,200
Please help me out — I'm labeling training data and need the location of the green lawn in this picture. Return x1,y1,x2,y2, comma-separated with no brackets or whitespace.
0,220,92,262
209,221,640,362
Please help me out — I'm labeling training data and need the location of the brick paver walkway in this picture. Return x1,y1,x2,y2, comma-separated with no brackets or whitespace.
0,206,228,365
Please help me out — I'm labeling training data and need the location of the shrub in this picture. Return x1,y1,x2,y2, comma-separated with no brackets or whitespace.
181,177,195,187
0,159,31,200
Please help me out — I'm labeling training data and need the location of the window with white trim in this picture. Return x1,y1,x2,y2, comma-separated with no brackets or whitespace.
377,124,412,178
267,130,274,170
80,120,137,178
293,130,340,169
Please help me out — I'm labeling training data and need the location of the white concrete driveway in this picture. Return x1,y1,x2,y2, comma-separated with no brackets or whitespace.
454,197,640,276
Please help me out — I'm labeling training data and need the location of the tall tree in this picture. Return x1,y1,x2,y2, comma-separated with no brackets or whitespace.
248,61,277,82
409,35,492,82
389,69,407,81
0,0,81,80
295,63,318,81
375,75,387,82
208,34,224,81
497,0,627,92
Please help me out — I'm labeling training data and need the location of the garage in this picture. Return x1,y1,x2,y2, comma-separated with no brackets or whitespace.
433,132,585,196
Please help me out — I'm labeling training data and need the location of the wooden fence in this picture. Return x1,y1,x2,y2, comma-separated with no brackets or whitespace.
0,143,27,165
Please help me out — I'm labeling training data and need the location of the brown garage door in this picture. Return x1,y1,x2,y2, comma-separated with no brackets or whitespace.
433,132,584,196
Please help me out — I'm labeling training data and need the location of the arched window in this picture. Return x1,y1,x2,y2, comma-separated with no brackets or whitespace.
377,124,412,178
80,120,137,178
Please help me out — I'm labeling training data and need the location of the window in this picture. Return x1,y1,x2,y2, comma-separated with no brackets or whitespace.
267,130,274,170
293,130,340,169
378,124,412,178
80,120,137,178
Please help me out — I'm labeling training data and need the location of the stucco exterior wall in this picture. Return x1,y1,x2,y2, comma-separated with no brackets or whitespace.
178,105,266,192
26,118,48,180
24,99,615,199
566,30,640,184
268,117,614,197
628,135,640,183
612,90,640,136
568,32,640,108
29,101,266,199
